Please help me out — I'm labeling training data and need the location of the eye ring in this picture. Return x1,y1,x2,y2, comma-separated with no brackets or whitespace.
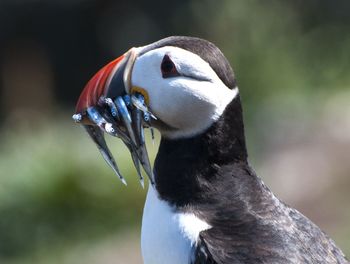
161,55,179,78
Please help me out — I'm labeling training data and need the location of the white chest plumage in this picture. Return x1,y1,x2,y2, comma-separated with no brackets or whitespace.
141,186,211,264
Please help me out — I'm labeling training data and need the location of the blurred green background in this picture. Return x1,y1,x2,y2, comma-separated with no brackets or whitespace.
0,0,349,263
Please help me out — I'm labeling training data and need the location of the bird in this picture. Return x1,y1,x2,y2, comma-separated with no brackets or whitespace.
73,36,349,264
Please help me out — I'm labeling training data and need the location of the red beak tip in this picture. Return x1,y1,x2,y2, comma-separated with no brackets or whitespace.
75,54,127,114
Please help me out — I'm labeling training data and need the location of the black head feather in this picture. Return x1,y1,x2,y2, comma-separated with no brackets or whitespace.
140,36,237,89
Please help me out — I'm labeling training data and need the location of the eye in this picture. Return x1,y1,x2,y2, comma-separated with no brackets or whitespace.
161,55,179,78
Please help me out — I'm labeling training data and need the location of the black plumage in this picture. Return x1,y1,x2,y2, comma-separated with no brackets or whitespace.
150,37,348,264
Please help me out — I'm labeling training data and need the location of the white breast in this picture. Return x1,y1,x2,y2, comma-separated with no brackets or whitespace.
141,186,211,264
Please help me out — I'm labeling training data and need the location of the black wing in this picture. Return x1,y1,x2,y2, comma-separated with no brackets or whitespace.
191,210,349,264
191,234,217,264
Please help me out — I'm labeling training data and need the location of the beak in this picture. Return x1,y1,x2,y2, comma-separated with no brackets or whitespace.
75,49,136,116
72,48,155,186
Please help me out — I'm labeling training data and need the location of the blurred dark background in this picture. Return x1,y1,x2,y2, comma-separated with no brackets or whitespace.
0,0,349,263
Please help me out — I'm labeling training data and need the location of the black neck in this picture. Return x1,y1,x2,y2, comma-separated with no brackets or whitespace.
154,95,249,207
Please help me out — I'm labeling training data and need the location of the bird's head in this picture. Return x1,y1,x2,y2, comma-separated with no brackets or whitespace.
73,36,239,185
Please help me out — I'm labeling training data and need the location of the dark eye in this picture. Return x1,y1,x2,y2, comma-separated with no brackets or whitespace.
161,55,179,78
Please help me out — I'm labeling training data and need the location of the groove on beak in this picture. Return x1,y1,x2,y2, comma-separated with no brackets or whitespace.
73,48,156,186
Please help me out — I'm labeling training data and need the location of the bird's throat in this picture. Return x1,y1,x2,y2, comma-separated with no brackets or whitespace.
153,96,248,207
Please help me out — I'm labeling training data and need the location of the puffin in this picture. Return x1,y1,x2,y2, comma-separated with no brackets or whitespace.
73,36,348,264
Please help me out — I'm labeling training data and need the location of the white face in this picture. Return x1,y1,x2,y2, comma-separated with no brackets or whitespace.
131,46,238,139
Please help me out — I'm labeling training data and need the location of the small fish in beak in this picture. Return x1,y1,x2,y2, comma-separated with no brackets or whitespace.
114,96,137,146
131,94,157,120
72,48,155,186
83,124,127,185
104,98,119,118
86,106,116,136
